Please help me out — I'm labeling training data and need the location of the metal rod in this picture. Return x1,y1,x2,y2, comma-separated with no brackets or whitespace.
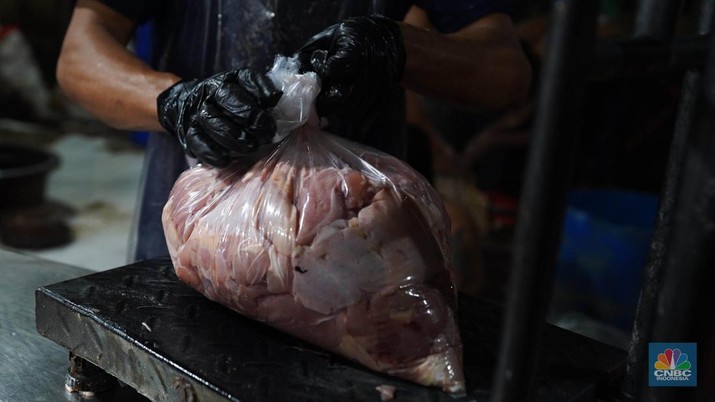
640,40,715,399
490,1,598,401
621,2,714,400
643,20,715,397
620,68,700,402
640,3,715,401
634,0,681,41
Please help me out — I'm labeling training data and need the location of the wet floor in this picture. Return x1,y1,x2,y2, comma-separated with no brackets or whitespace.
31,134,145,271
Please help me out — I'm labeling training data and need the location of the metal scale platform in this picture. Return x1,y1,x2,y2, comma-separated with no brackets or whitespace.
35,258,626,401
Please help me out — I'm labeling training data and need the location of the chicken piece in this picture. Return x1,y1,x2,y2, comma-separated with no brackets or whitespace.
376,385,396,401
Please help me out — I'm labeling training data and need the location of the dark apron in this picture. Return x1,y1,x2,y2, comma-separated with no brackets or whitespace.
132,0,411,261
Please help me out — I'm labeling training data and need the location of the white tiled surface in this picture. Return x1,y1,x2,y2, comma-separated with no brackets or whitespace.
28,134,145,271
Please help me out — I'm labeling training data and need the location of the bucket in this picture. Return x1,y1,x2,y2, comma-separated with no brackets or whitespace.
0,143,72,249
0,143,59,209
553,189,659,331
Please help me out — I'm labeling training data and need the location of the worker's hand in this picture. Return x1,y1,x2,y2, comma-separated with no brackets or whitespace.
157,69,282,167
297,14,405,126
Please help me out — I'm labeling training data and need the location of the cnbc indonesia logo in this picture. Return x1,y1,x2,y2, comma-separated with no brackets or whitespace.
649,343,697,387
654,349,691,379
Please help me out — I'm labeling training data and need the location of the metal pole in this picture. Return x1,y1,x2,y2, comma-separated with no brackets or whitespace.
490,1,598,401
634,0,681,41
621,2,714,400
639,4,715,401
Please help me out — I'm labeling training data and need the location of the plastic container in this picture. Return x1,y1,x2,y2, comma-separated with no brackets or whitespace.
0,143,59,209
0,143,72,249
553,189,659,331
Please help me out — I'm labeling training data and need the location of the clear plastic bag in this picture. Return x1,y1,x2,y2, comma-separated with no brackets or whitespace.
162,56,465,393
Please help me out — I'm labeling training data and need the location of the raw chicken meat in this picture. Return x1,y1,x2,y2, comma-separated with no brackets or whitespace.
162,57,465,394
376,385,397,401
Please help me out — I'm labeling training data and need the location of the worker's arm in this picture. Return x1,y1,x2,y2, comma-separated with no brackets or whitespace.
401,9,532,110
56,0,179,132
57,0,282,167
300,9,531,114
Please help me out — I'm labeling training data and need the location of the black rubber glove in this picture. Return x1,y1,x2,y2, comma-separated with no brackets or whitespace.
157,69,282,167
296,14,405,128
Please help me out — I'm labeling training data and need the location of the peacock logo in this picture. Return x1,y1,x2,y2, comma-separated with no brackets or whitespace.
654,348,691,370
649,343,697,387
